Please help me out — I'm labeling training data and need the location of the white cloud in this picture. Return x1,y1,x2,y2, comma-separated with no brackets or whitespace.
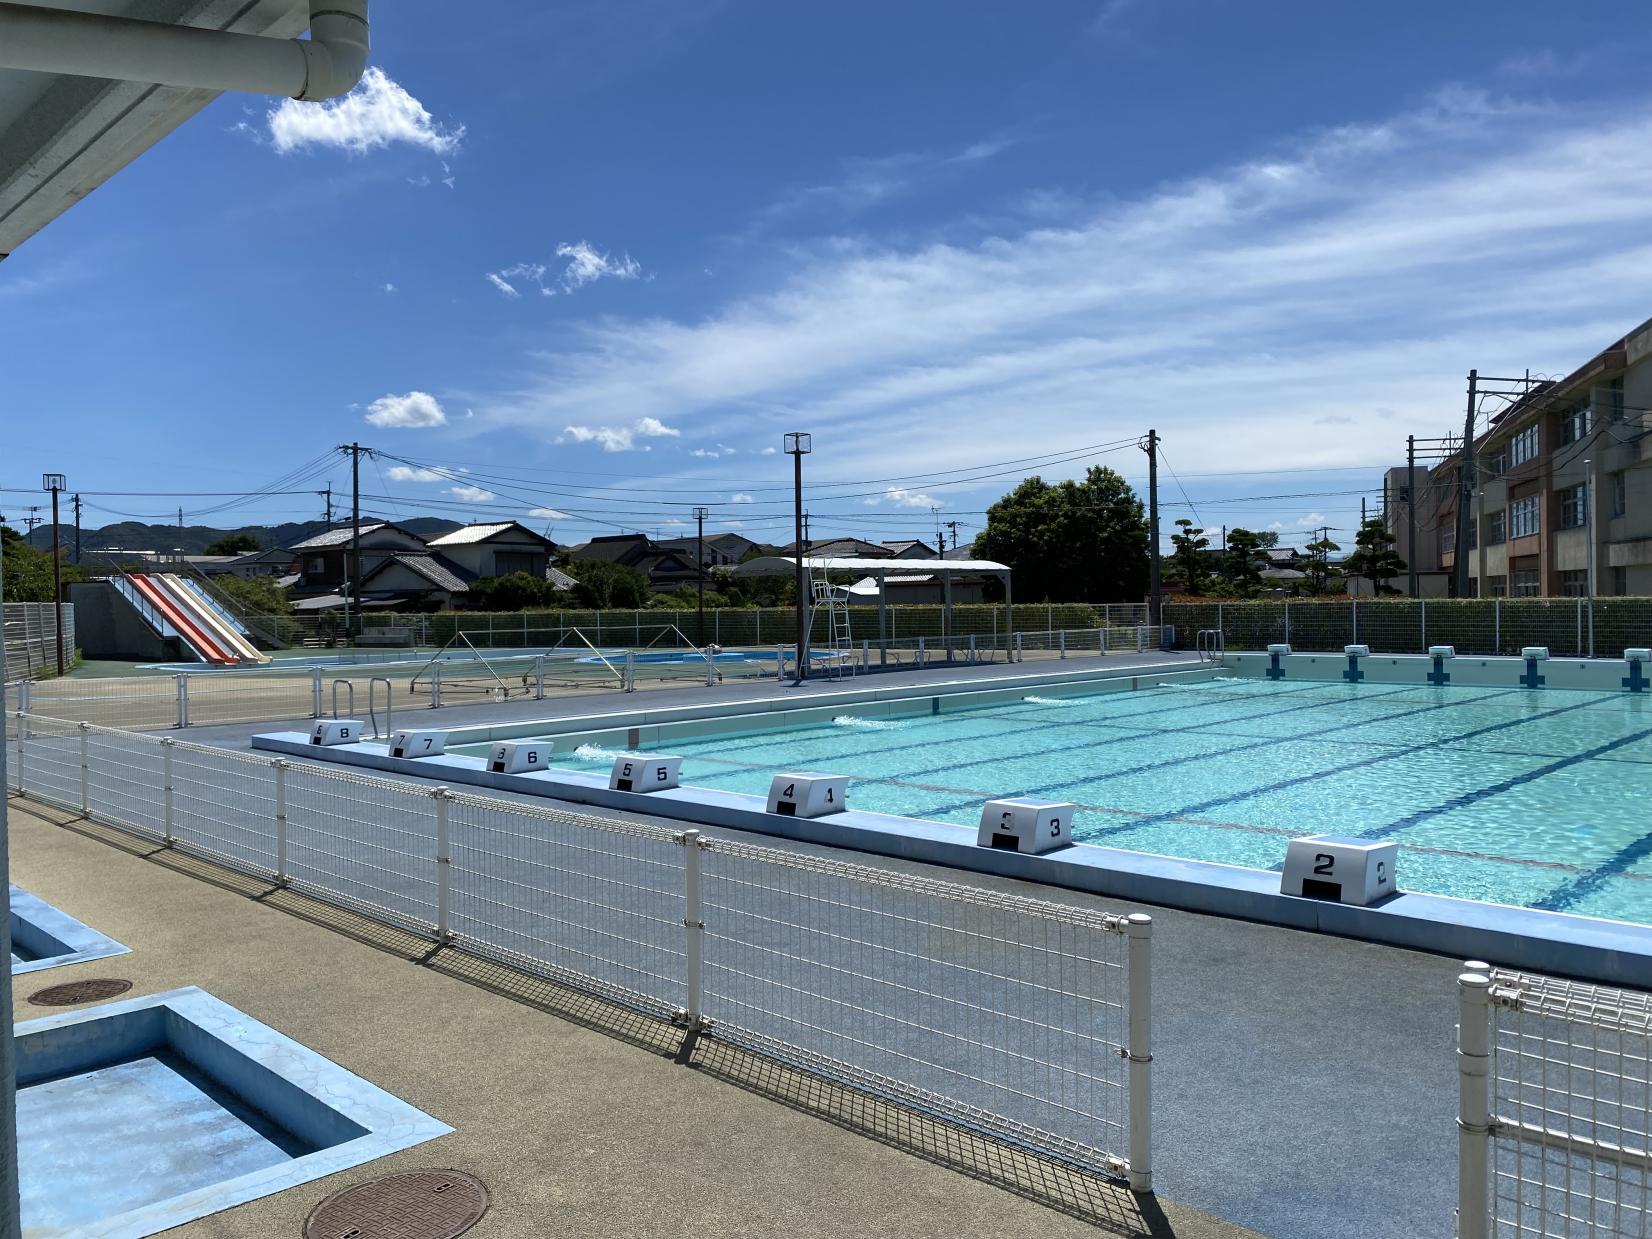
691,443,739,458
869,487,940,509
266,67,464,156
365,391,446,428
729,493,754,503
470,89,1652,539
759,447,779,456
557,417,680,452
662,518,688,528
383,282,397,293
385,465,445,482
486,243,643,299
449,485,496,503
527,507,568,519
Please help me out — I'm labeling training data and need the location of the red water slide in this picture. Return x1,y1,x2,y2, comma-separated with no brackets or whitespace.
126,573,236,664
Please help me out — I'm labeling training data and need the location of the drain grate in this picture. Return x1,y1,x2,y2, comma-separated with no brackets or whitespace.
27,978,134,1006
304,1170,489,1239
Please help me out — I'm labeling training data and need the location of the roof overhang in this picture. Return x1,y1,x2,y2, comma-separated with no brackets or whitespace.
0,0,311,258
733,555,1009,578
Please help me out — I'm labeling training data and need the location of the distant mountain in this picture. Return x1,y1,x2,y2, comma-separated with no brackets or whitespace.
18,516,462,556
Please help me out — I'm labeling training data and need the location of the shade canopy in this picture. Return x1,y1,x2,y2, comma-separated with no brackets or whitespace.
732,555,1009,577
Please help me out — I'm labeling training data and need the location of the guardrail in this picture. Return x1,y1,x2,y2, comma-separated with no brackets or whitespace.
6,712,1153,1190
1457,964,1651,1238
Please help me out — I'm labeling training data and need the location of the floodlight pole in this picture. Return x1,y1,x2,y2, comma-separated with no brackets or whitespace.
43,474,66,676
785,432,812,683
0,529,18,1239
1144,430,1161,628
693,506,709,645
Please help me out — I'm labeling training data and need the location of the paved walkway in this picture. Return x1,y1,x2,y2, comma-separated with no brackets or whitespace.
9,797,1262,1239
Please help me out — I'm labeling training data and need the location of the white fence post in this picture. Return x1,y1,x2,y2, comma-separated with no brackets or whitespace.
431,662,443,710
917,636,926,668
77,721,89,815
1014,632,1023,663
433,786,451,943
1126,913,1153,1194
534,655,545,701
13,711,24,793
1456,971,1493,1239
624,650,636,692
1351,598,1358,645
1421,599,1428,652
1494,598,1501,653
175,673,189,728
1097,626,1105,656
1283,602,1291,646
17,681,30,716
968,633,977,663
311,667,324,718
160,737,175,845
680,829,705,1030
272,758,288,885
1059,630,1067,659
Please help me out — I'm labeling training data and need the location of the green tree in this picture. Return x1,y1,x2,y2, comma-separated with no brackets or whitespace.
973,467,1149,603
205,533,261,556
1169,519,1210,595
467,572,558,611
1217,528,1268,597
1343,518,1407,596
212,573,297,644
568,559,652,609
2,525,82,602
1302,535,1343,596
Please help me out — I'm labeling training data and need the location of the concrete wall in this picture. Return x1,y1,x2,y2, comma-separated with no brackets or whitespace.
67,582,179,662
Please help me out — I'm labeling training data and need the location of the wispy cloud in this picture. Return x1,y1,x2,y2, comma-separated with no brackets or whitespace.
265,67,464,156
476,90,1652,485
449,484,496,502
385,464,445,482
486,243,642,298
527,506,568,519
365,391,446,428
868,487,939,508
557,416,680,452
729,493,754,503
691,444,739,458
752,138,1014,230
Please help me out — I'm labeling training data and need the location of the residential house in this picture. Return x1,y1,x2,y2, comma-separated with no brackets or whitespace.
286,522,428,598
655,531,759,569
777,537,893,558
569,533,703,591
880,540,939,559
225,548,297,580
287,521,568,610
427,522,557,580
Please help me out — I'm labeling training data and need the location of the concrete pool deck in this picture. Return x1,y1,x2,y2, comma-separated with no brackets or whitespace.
9,791,1462,1239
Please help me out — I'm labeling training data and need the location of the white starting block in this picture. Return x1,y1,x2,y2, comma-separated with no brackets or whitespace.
1522,646,1550,660
1344,644,1371,658
310,719,364,746
1268,643,1292,656
487,740,552,774
389,729,447,759
978,798,1075,855
1282,835,1399,906
609,754,683,793
767,773,849,818
1626,648,1651,663
1428,645,1456,659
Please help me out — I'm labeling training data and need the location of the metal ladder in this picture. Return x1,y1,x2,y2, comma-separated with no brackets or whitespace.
1195,628,1226,662
809,568,855,679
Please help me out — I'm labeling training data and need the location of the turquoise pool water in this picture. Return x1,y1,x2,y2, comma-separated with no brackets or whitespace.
461,678,1652,924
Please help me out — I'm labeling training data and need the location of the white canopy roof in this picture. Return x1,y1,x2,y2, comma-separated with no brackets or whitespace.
734,555,1009,577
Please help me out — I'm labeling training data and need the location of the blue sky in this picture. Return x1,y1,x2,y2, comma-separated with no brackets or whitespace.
4,0,1652,552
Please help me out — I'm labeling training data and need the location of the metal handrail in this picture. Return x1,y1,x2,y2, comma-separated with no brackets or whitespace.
368,676,392,740
331,678,353,719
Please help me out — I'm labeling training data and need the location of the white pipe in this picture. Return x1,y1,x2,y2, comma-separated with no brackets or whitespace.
0,1,369,101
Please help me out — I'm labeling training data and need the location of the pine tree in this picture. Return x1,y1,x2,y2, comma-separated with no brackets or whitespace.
1343,518,1407,596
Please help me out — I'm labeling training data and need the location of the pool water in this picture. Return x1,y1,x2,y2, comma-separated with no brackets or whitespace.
468,678,1652,924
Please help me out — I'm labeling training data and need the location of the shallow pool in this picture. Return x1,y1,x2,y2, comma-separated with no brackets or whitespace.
459,677,1652,924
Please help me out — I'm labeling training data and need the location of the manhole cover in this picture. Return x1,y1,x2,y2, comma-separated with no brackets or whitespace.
27,978,134,1006
304,1170,488,1239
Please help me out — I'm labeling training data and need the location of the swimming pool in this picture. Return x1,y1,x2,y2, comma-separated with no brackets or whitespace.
452,677,1652,924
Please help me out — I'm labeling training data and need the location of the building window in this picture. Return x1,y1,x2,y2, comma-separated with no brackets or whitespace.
1558,569,1588,597
1604,377,1625,422
1512,568,1541,597
1558,483,1587,529
1486,575,1507,597
1466,517,1477,551
1508,425,1540,466
1612,472,1627,518
1485,510,1506,545
1440,524,1456,556
1509,496,1539,539
1559,402,1591,446
1483,452,1505,479
307,557,325,574
1613,566,1629,596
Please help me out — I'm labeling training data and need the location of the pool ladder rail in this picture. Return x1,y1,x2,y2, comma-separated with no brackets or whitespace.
1195,629,1226,663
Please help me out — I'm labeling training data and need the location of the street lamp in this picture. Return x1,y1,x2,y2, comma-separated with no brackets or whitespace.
42,473,66,676
693,505,709,646
784,432,812,682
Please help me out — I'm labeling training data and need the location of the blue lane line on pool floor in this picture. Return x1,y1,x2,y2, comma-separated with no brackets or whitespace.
1536,819,1652,913
1060,689,1609,845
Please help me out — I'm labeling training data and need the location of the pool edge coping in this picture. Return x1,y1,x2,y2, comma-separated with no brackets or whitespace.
10,884,131,975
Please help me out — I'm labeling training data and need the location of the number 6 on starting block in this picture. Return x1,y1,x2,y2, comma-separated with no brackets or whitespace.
1282,835,1399,906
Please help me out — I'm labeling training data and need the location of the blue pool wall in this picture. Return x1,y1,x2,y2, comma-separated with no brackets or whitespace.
1227,649,1652,691
11,885,131,974
252,687,1652,988
17,986,452,1239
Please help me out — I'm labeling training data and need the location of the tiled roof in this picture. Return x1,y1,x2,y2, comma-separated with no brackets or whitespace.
369,553,471,593
288,523,389,550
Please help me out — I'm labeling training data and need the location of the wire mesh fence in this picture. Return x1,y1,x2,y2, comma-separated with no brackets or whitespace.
1458,966,1652,1239
1169,600,1652,659
5,713,1152,1186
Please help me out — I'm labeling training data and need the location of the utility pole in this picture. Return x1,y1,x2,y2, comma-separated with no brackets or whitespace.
321,484,333,525
1361,497,1367,527
1143,429,1161,627
693,505,709,646
1407,434,1418,599
944,519,960,553
177,506,183,530
1453,369,1478,599
0,525,18,1239
801,511,811,551
339,443,365,643
785,433,812,683
71,493,82,566
43,474,67,676
22,507,40,536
